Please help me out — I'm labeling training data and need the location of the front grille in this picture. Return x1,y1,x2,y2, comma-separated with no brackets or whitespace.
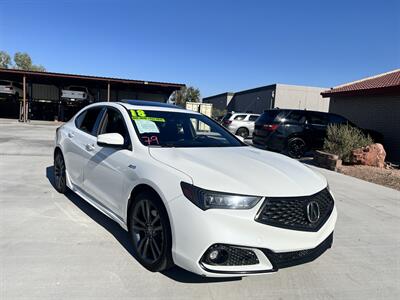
255,188,334,231
262,233,333,269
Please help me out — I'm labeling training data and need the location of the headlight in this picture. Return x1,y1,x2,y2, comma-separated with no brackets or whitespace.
180,182,262,210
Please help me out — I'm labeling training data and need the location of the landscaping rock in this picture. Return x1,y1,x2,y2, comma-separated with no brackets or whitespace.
314,150,342,171
351,143,386,168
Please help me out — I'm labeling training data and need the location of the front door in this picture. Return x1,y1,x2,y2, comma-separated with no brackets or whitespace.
83,107,134,217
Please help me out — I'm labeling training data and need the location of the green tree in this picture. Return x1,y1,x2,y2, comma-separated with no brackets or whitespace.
170,86,201,107
0,51,12,68
13,52,46,71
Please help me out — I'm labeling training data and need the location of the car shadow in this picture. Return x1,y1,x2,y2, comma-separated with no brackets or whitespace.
45,166,241,284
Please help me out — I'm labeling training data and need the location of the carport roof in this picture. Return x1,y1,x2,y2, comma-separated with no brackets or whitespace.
0,68,185,89
321,69,400,97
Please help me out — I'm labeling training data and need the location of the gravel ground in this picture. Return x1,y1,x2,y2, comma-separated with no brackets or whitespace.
338,165,400,191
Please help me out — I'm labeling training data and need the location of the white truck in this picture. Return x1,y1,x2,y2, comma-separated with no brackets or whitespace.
61,86,91,102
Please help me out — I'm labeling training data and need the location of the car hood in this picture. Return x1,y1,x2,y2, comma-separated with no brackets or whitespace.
149,146,327,197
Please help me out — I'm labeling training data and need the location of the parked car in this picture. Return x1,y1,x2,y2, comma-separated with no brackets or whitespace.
61,86,91,102
0,80,23,100
53,100,336,277
221,112,260,138
253,109,383,158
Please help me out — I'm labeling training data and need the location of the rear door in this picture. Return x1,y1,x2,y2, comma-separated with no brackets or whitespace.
63,106,104,187
247,114,259,135
305,112,329,149
83,106,134,217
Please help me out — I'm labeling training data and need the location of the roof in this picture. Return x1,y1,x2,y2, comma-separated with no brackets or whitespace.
120,99,184,109
118,100,196,114
321,69,400,97
0,68,185,89
203,92,235,100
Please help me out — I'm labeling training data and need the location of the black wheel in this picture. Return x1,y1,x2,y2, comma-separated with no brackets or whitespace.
54,151,67,193
287,137,306,158
129,191,174,272
236,127,249,138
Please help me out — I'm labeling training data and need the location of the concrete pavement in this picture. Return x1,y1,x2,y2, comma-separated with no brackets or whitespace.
0,119,399,299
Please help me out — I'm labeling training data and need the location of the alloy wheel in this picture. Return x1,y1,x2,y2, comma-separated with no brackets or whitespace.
131,199,164,263
54,153,66,192
288,138,306,158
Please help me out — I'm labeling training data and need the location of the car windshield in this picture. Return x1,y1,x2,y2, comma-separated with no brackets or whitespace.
129,109,245,148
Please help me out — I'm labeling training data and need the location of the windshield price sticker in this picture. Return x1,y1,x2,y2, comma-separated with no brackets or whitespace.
134,119,160,134
130,109,165,122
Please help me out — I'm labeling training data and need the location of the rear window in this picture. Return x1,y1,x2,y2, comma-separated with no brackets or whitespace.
75,107,103,135
248,115,259,121
0,80,11,85
257,110,286,123
69,86,86,92
234,115,246,121
286,111,306,123
307,113,329,125
328,114,348,124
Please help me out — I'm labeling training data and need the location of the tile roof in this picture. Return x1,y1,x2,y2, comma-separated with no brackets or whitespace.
321,69,400,97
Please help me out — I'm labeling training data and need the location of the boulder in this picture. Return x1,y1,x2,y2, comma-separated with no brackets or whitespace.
351,143,386,168
314,150,342,171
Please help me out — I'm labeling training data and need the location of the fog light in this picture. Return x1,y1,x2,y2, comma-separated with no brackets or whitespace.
209,250,219,260
201,244,259,266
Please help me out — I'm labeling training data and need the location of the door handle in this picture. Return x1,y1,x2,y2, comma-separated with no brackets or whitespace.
85,144,95,152
68,132,75,138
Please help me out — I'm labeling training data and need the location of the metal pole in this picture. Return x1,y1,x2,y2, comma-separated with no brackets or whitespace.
23,75,26,122
107,82,110,102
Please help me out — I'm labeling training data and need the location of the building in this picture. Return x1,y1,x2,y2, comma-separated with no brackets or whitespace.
0,68,184,121
321,69,400,163
203,84,329,115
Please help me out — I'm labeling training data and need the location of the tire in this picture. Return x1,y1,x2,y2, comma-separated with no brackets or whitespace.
128,191,174,272
54,151,67,193
287,137,306,158
236,127,249,138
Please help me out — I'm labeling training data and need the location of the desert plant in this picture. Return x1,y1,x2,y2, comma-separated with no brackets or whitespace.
323,124,373,163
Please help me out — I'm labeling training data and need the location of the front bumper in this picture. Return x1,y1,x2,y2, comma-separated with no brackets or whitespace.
167,193,337,277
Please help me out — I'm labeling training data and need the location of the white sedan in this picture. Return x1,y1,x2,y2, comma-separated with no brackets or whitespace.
53,100,337,277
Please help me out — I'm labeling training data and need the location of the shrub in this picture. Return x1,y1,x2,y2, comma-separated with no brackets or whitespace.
323,124,373,163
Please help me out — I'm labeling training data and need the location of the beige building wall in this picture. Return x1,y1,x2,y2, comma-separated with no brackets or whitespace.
275,84,330,112
329,95,400,163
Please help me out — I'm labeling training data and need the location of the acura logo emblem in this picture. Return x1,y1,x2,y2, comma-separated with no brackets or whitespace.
306,201,320,223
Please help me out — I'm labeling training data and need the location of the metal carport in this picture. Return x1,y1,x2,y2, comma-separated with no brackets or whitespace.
0,68,184,122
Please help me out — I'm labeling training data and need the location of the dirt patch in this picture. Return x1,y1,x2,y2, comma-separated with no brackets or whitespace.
338,165,400,191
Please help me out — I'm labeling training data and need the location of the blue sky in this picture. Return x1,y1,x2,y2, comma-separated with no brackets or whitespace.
0,0,399,97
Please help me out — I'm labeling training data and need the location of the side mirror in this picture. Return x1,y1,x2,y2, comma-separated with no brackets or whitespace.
97,133,124,147
235,135,245,142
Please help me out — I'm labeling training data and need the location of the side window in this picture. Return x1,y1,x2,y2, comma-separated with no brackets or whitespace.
249,115,259,121
234,115,246,121
286,111,306,124
99,108,131,146
308,113,329,126
329,114,347,125
75,107,103,135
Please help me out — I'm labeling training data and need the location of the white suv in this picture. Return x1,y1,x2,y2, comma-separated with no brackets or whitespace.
222,112,260,138
54,100,336,277
0,80,23,100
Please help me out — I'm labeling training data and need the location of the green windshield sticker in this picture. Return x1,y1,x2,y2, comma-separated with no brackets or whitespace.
130,110,165,122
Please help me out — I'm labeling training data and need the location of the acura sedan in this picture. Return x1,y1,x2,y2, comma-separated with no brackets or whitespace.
53,100,337,277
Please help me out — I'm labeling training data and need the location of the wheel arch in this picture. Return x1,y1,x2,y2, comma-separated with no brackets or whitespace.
236,127,249,134
54,146,63,158
126,183,171,230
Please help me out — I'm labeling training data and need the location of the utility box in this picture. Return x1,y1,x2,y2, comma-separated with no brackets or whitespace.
185,102,213,117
